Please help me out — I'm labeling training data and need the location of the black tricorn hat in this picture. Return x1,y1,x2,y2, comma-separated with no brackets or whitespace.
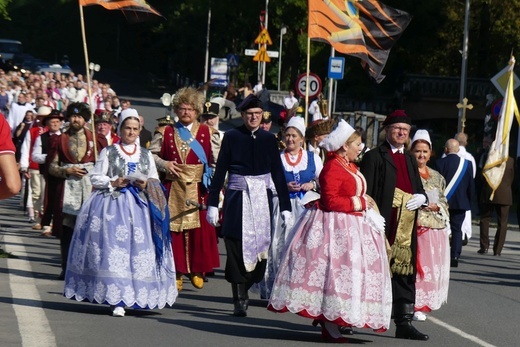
236,94,263,112
201,101,220,118
261,111,272,124
156,114,174,126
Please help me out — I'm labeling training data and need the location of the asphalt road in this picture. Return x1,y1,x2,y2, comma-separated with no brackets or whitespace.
1,193,519,347
1,92,520,347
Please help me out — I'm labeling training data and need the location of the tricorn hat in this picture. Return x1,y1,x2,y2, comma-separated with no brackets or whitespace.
201,101,221,118
156,114,174,126
94,109,114,124
261,111,272,124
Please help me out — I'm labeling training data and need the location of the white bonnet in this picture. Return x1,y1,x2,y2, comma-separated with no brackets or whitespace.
411,129,432,148
319,119,355,152
286,116,306,137
117,108,140,134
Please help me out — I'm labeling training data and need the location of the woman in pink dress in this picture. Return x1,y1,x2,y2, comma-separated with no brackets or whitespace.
410,130,450,321
268,119,392,342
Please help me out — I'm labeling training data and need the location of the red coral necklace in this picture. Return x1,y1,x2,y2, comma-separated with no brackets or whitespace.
119,143,137,156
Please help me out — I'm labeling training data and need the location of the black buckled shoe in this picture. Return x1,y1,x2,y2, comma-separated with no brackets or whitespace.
450,257,459,267
477,248,488,254
395,323,429,341
233,300,247,317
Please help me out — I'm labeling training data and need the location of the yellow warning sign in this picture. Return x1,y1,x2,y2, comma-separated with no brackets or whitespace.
253,46,271,62
254,28,273,45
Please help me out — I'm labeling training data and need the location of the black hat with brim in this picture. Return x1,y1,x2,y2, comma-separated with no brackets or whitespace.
236,94,263,112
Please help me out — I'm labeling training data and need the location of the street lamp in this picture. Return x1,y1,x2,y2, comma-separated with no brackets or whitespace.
278,26,287,91
89,62,100,80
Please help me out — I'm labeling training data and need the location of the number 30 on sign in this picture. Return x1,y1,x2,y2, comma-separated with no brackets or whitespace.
296,72,322,99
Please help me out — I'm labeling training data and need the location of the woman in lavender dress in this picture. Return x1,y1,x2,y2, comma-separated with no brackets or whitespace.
64,109,177,317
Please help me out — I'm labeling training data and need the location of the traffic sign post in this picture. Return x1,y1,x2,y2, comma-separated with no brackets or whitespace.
295,72,322,99
328,57,345,80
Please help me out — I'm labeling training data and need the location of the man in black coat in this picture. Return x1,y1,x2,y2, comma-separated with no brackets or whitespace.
360,110,429,341
436,138,475,266
206,94,292,317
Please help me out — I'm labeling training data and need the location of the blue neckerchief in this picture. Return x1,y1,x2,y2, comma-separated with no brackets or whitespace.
174,122,213,189
289,191,305,200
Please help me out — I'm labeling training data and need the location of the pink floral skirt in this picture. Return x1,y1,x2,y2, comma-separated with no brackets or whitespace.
268,207,392,330
415,226,450,312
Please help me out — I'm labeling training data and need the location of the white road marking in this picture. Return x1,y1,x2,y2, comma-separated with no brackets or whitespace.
428,316,497,347
5,233,57,347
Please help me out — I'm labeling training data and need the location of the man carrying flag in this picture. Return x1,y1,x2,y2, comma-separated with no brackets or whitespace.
479,56,520,256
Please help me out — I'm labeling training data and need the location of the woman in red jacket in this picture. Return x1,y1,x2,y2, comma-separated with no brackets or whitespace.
268,119,392,342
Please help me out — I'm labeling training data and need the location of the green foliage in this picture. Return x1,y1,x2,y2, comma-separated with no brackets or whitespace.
0,0,12,20
3,0,520,92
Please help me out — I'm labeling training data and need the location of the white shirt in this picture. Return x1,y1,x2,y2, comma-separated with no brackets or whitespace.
32,130,62,164
284,95,298,110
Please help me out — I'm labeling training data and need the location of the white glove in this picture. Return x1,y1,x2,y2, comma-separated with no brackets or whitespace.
206,206,219,227
281,210,294,231
406,194,427,211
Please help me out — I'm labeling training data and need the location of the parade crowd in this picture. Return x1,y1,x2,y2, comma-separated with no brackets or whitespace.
0,67,513,343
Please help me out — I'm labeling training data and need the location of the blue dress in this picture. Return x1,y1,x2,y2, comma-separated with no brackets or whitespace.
63,144,177,309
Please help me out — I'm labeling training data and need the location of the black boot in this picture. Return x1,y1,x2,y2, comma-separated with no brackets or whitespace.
231,284,247,317
394,303,429,341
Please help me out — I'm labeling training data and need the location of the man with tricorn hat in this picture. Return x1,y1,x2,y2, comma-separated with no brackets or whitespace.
149,87,220,292
47,102,99,280
359,109,430,341
206,94,292,317
94,109,119,148
32,108,65,236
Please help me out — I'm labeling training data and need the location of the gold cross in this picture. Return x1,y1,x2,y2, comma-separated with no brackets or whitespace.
456,97,473,133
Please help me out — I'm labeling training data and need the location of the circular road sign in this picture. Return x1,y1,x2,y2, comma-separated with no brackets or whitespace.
295,73,322,99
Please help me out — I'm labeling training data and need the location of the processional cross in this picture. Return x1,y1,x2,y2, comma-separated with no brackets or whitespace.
456,97,473,133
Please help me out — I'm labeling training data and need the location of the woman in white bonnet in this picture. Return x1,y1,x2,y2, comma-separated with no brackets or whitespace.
254,115,323,300
268,119,392,342
63,108,177,317
410,129,450,322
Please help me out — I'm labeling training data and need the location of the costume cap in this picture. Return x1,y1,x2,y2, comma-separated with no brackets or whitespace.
286,116,306,137
66,102,91,122
156,114,174,126
306,119,334,140
201,101,220,118
319,119,355,152
94,110,113,124
236,94,262,112
261,111,272,124
411,129,432,148
383,109,411,126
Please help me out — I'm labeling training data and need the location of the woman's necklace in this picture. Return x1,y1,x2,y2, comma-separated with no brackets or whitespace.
284,148,303,167
119,143,137,156
336,156,356,173
419,167,429,179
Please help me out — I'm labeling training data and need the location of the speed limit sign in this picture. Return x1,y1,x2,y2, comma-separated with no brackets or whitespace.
295,72,322,99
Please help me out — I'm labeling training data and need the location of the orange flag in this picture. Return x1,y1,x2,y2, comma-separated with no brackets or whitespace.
79,0,163,22
308,0,411,82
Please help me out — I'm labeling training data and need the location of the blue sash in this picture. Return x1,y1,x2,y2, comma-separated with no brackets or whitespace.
175,122,213,189
445,158,468,201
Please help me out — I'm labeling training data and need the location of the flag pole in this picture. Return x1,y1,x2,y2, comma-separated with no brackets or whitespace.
79,2,97,160
305,36,311,128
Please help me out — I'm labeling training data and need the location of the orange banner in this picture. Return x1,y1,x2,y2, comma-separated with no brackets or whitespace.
79,0,162,18
308,0,411,82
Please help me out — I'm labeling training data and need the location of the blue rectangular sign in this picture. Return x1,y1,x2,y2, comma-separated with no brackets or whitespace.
328,57,345,80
